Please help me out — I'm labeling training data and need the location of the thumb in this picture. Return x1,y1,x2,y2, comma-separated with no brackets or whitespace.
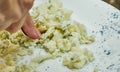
21,14,40,39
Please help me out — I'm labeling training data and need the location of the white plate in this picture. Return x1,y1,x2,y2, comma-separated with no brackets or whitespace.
32,0,120,72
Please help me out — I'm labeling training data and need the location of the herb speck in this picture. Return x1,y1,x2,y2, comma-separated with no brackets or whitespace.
118,31,120,34
100,31,103,36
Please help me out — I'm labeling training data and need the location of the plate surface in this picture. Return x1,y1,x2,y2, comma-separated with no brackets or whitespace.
32,0,120,72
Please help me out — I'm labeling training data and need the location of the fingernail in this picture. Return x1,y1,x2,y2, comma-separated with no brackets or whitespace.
33,28,40,39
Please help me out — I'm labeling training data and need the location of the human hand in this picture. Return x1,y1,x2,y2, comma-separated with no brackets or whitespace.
103,0,120,9
0,0,40,39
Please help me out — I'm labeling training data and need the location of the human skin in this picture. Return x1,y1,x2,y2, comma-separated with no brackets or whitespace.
103,0,120,9
0,0,40,39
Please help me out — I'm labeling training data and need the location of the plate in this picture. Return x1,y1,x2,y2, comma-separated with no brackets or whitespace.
32,0,120,72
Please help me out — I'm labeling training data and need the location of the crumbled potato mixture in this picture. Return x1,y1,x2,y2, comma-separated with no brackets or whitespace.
0,0,95,71
94,66,99,72
0,31,38,72
63,47,94,69
31,0,95,69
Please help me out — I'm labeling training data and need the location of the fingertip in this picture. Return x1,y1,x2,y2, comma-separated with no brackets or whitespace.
21,13,41,39
30,28,40,39
22,27,40,39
